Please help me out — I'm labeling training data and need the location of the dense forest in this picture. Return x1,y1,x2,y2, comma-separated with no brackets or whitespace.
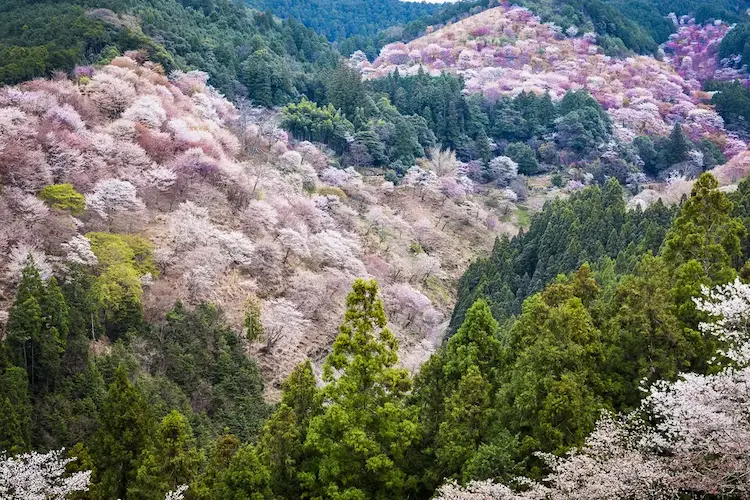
241,0,439,41
3,0,750,498
0,0,339,101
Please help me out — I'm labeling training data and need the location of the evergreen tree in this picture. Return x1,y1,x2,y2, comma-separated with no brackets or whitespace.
301,279,420,499
602,253,692,410
129,410,201,500
326,61,366,120
91,365,153,500
497,267,603,469
6,260,44,383
433,365,493,480
662,173,745,281
192,434,241,500
215,444,272,500
664,122,691,166
0,365,32,452
505,142,539,175
259,361,321,499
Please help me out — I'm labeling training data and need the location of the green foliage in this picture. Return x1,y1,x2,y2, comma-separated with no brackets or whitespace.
91,365,154,499
243,296,264,343
302,279,420,499
258,361,321,499
498,267,603,462
663,123,691,167
87,232,156,339
244,0,439,41
0,366,32,453
326,62,367,119
6,261,69,396
215,444,272,500
450,179,676,331
39,184,86,215
0,0,338,101
708,80,750,136
146,302,269,442
282,98,353,152
412,299,505,489
130,410,201,499
505,142,539,175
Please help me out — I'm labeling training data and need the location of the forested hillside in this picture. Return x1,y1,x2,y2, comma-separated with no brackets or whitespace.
3,0,750,499
0,0,339,101
241,0,440,41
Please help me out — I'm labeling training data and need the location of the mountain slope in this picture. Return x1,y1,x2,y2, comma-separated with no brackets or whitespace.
0,0,338,101
0,56,521,395
362,4,745,153
242,0,440,41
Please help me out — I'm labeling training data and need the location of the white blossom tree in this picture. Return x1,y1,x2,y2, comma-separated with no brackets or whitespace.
85,178,145,222
0,449,91,500
259,298,310,353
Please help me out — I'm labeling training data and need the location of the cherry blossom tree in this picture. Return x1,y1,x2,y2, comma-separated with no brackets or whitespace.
61,235,98,267
85,178,145,222
278,227,311,263
7,245,53,282
259,298,310,353
0,449,91,500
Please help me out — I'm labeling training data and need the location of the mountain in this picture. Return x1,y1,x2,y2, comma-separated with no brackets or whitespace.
362,4,745,152
0,0,339,101
3,1,750,499
0,56,523,397
242,0,441,40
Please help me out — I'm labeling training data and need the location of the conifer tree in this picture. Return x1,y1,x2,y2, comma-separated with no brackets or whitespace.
129,410,200,500
6,261,44,384
258,361,321,499
664,122,691,166
302,279,420,499
91,365,153,500
413,299,502,489
215,444,272,500
0,366,32,452
662,172,745,281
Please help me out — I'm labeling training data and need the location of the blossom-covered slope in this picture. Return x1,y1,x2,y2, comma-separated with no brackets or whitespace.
362,5,746,153
0,56,514,396
662,17,748,86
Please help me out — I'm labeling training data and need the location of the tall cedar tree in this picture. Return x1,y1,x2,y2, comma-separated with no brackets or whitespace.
301,278,420,499
91,365,153,500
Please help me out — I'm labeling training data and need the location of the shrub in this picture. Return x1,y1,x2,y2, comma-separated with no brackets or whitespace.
38,183,85,215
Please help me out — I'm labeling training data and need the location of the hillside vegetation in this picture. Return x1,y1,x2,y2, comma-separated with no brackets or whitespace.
0,0,339,102
3,1,750,499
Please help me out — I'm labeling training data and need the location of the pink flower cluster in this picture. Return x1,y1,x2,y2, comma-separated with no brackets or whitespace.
363,5,746,155
663,19,749,86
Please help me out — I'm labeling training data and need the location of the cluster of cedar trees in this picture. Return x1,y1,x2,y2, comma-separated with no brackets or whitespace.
2,171,749,499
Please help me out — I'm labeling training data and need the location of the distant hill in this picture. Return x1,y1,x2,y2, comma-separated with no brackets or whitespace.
242,0,441,40
0,0,339,102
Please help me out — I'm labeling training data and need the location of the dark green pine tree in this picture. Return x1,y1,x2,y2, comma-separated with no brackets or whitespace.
302,279,420,499
91,365,154,500
0,365,32,452
6,260,44,391
326,61,366,120
215,444,272,500
664,122,691,166
258,361,321,499
413,299,503,489
129,410,201,500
